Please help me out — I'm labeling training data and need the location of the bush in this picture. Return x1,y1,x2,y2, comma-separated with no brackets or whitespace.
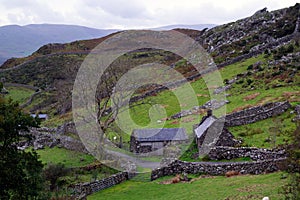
246,79,253,85
247,65,253,70
257,66,264,72
236,79,244,84
223,79,229,85
43,163,70,191
201,155,211,162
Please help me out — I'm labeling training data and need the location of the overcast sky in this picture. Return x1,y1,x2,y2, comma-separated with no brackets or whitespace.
0,0,298,29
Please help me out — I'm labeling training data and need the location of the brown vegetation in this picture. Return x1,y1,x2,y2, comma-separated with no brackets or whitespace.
225,171,241,177
243,92,260,101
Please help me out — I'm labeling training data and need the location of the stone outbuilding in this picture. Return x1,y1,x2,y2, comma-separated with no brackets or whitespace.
194,110,237,152
130,128,188,155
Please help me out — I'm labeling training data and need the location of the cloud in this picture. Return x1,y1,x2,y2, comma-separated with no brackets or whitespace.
0,0,298,29
89,0,147,19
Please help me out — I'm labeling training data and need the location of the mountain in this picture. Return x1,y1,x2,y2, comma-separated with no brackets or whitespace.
0,24,118,64
153,24,216,30
0,3,299,116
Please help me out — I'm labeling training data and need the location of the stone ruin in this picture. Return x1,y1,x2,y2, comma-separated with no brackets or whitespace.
18,122,88,153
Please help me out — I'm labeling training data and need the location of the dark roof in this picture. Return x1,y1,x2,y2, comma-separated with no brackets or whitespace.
30,114,48,119
132,128,188,142
194,116,216,138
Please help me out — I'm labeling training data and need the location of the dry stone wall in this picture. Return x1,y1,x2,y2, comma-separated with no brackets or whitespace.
70,172,133,197
151,159,286,181
208,146,286,161
224,101,291,126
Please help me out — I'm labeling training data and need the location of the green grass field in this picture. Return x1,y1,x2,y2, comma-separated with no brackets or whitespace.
229,110,296,148
88,172,288,200
36,147,96,168
5,86,35,104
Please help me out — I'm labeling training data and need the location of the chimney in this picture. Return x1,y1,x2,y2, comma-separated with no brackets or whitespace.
207,109,212,117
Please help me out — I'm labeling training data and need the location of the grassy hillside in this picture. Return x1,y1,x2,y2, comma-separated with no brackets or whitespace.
106,48,299,146
4,86,35,104
35,147,95,168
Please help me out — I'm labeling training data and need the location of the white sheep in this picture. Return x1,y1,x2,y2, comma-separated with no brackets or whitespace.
262,197,269,200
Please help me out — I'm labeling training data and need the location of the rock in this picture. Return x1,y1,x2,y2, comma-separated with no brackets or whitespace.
213,85,231,94
203,99,229,110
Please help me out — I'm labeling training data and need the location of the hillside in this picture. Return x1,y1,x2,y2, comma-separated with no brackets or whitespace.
0,4,299,117
0,24,118,65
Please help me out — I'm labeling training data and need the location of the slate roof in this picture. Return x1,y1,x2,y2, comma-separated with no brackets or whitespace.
194,116,217,138
30,114,48,119
132,128,188,142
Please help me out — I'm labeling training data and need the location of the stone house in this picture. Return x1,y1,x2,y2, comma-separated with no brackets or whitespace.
130,128,188,154
194,110,237,152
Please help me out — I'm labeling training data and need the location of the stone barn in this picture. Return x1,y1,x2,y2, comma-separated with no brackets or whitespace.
130,128,188,155
194,110,237,152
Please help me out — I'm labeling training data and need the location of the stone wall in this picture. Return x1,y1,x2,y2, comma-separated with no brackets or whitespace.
295,105,300,120
70,172,133,197
4,82,39,90
224,101,291,127
151,159,286,181
208,146,286,161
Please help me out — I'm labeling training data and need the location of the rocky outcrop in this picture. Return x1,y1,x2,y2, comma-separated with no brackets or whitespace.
19,122,88,153
56,121,77,135
198,4,299,59
294,105,300,121
58,135,88,153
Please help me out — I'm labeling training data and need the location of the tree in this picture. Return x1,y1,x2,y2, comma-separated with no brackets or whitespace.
0,92,48,199
94,58,152,139
268,118,283,148
282,120,300,199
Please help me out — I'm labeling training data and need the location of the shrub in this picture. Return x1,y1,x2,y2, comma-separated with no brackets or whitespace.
246,79,253,85
223,79,229,85
201,155,211,162
236,79,244,84
43,163,70,191
247,65,253,70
